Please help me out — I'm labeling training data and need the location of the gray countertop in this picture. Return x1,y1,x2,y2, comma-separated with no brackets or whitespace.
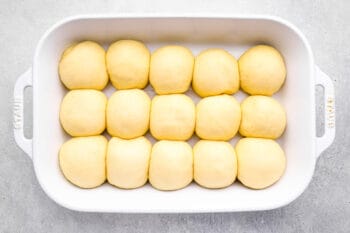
1,0,349,232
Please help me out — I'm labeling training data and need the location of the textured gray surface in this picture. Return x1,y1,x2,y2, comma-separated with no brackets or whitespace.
1,0,349,232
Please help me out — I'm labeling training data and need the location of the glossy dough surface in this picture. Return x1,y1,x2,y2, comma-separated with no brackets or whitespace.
60,90,107,136
196,95,241,140
107,137,152,189
107,89,151,139
235,138,286,189
57,41,289,192
106,40,150,89
59,136,107,188
193,49,239,97
239,45,286,95
59,41,108,90
150,45,194,94
150,94,195,140
149,141,193,191
194,140,237,189
240,96,286,139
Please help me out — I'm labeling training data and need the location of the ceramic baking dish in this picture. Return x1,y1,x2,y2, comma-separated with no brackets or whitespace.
13,15,336,213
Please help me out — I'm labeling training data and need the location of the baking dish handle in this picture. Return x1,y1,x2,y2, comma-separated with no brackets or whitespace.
315,66,335,158
13,68,33,158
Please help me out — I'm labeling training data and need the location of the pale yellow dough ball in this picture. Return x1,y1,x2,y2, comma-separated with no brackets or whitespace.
194,140,237,189
196,95,241,140
150,45,194,94
59,41,108,90
59,136,107,188
149,141,193,191
193,49,239,97
235,138,286,189
240,96,286,139
106,40,150,89
150,94,195,140
107,89,151,139
60,90,107,137
107,137,151,189
239,45,286,95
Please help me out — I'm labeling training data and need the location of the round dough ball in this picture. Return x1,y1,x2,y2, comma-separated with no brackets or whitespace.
240,96,286,139
60,90,107,136
193,49,239,97
107,89,151,139
59,136,107,188
149,141,193,191
150,45,194,94
235,138,286,189
239,45,286,95
150,94,195,140
59,41,108,90
194,140,237,189
196,95,241,140
106,40,150,89
107,137,151,189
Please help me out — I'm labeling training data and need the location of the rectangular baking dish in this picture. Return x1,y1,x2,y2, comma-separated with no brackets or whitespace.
13,15,336,213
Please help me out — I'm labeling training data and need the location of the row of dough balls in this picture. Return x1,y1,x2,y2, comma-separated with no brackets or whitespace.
59,136,286,190
60,89,287,140
59,40,286,96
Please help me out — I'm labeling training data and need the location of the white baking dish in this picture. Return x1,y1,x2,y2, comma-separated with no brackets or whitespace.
13,15,336,213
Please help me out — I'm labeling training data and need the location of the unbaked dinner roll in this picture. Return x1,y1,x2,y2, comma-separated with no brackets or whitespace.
106,40,150,89
235,138,286,189
107,137,152,189
194,140,237,189
193,49,239,97
150,45,194,94
107,89,151,139
150,94,195,140
195,95,241,140
149,141,193,191
60,90,107,136
59,41,108,90
240,96,286,139
238,45,286,95
59,136,107,188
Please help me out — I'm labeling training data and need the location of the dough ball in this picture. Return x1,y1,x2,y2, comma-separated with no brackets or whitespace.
60,90,107,136
150,94,195,140
107,89,151,139
59,136,107,188
196,95,241,140
238,45,286,95
240,96,286,139
193,49,239,97
59,41,108,90
106,40,150,89
107,137,151,189
235,138,286,189
150,45,194,94
149,141,193,191
194,140,237,189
